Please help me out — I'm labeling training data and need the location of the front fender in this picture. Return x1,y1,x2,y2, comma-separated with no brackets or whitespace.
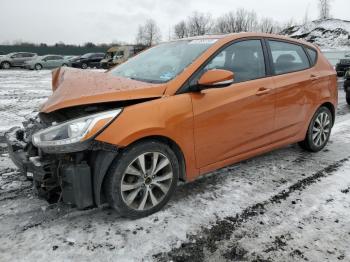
95,94,199,180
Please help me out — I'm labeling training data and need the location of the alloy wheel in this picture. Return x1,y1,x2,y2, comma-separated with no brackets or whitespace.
312,112,331,147
120,152,173,211
2,62,10,69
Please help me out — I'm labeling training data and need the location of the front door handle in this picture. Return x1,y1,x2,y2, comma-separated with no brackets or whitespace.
256,87,271,96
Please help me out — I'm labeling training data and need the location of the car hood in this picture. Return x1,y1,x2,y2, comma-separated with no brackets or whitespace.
40,67,167,113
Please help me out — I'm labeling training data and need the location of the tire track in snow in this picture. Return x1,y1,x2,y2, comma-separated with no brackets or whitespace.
155,158,349,262
1,76,350,261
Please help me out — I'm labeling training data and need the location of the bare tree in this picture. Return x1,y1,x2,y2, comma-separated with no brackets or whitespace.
282,18,297,29
234,9,258,32
174,9,286,36
215,12,237,33
136,19,161,46
214,9,258,34
258,18,276,33
318,0,332,20
186,12,213,36
174,20,188,39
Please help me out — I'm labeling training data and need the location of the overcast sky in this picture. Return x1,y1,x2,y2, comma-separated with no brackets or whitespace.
0,0,349,45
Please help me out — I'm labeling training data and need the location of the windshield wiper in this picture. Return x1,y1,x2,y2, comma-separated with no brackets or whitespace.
129,77,165,84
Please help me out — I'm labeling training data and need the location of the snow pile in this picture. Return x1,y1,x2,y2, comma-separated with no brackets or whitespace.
281,19,350,49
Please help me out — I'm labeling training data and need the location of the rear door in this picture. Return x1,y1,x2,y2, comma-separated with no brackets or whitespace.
22,53,36,65
191,39,276,168
266,39,314,141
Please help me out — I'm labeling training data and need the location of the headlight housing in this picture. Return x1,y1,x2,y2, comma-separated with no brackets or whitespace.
32,109,122,149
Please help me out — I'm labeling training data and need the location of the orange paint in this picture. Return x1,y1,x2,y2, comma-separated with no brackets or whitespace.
41,33,337,182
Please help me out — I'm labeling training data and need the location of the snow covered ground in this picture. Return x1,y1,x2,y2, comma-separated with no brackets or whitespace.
1,70,350,262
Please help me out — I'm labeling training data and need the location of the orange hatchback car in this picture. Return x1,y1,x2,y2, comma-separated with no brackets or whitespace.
6,33,337,218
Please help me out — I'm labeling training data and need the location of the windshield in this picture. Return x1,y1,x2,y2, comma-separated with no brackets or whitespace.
110,39,217,83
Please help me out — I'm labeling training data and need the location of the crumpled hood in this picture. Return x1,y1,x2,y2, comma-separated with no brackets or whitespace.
40,67,167,113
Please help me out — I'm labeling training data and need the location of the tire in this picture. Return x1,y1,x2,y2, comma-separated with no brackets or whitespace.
62,63,68,67
1,61,11,69
81,63,88,69
299,106,332,152
104,140,179,218
346,92,350,105
34,63,43,70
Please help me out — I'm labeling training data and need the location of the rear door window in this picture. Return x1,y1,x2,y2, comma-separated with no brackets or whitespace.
268,40,310,75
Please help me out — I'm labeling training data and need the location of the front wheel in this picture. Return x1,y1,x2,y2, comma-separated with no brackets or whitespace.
299,106,332,152
104,140,179,218
81,63,88,69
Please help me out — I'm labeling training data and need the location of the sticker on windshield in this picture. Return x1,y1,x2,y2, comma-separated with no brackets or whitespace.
159,72,175,81
189,39,218,45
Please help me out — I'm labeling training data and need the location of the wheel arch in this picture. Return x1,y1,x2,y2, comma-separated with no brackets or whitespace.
35,63,43,69
94,135,187,206
320,102,335,127
300,101,336,144
127,135,187,182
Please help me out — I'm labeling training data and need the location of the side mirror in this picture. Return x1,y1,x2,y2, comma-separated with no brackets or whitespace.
196,69,234,90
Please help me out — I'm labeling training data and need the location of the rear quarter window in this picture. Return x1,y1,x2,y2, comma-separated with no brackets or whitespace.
306,48,317,66
269,40,310,75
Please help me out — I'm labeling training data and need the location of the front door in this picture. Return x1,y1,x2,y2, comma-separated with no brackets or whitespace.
191,39,276,168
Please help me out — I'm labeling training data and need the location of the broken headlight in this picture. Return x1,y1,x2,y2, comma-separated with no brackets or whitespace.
32,109,122,148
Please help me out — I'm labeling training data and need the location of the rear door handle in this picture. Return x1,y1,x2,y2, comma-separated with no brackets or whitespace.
310,74,320,81
256,87,271,96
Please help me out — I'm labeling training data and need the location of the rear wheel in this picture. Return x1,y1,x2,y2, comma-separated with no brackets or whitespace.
104,140,179,218
34,63,43,70
299,106,332,152
1,61,11,69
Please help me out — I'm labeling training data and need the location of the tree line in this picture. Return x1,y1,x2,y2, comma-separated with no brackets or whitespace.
135,9,294,47
136,0,334,46
2,0,333,52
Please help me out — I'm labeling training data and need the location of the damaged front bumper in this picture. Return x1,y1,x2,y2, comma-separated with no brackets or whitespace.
5,122,118,209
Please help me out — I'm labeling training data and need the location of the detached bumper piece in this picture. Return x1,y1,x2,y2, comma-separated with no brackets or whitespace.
5,126,94,209
61,163,94,209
